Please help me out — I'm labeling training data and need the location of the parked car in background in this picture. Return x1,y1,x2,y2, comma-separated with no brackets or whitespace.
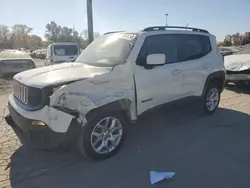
5,26,225,160
36,49,46,59
45,42,80,66
219,47,235,56
0,50,36,76
30,49,39,58
225,43,250,85
30,50,36,58
30,49,46,59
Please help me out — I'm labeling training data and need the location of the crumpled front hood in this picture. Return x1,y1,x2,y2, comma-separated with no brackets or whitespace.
224,54,250,71
14,62,112,88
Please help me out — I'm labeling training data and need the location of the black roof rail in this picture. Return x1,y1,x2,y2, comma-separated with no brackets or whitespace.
142,26,209,33
104,31,125,35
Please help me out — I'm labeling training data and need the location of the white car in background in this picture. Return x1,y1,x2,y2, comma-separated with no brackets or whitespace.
45,42,80,66
0,50,36,76
225,43,250,85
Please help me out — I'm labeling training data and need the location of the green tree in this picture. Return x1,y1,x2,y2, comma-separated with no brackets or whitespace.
231,32,242,45
11,24,32,48
42,40,52,48
44,21,62,42
218,41,225,46
224,34,232,46
27,35,42,50
45,21,83,43
0,25,11,44
242,32,250,45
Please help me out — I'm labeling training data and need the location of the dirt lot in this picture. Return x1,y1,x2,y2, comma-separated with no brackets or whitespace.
0,63,250,188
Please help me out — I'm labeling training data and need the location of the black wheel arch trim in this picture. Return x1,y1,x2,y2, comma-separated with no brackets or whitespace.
202,71,226,96
85,99,133,123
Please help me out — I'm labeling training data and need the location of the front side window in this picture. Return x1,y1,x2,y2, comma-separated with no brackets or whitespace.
177,35,211,61
54,45,78,56
136,34,178,65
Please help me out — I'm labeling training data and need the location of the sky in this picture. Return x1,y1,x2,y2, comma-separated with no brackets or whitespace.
1,0,250,41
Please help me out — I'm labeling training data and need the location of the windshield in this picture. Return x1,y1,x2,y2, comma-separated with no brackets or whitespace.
54,45,78,56
75,33,138,67
236,44,250,54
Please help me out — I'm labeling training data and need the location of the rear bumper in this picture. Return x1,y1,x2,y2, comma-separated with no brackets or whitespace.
5,97,81,150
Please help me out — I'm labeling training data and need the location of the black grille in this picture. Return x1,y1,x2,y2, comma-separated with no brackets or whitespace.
13,80,28,104
13,80,44,109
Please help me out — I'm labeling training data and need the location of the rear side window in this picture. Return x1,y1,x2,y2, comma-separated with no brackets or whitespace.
136,34,178,65
54,45,78,56
177,35,211,62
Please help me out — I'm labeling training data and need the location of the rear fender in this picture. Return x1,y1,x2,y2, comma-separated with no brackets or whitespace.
202,71,226,95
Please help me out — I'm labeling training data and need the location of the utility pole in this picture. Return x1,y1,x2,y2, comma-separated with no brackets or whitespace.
86,0,94,43
165,14,169,26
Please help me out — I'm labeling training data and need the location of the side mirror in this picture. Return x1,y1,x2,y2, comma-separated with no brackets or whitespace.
146,54,166,65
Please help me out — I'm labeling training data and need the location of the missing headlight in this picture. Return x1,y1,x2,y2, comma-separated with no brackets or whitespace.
53,85,66,93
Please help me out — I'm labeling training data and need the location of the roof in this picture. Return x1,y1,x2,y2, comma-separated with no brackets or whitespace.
51,42,79,45
142,26,209,33
0,50,32,60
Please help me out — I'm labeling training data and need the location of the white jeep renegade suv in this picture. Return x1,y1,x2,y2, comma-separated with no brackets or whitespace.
5,26,225,160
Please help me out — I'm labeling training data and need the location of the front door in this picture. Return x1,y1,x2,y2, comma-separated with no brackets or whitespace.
134,34,183,115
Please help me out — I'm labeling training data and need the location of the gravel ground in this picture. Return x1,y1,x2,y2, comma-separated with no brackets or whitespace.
0,61,250,188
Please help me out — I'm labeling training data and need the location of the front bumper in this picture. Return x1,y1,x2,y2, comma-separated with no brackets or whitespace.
226,73,250,82
5,95,81,149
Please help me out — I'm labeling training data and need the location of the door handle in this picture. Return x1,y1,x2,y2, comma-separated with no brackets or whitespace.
203,64,211,68
171,70,182,75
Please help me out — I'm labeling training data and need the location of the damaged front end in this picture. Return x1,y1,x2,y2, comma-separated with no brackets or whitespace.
226,67,250,84
226,69,250,84
225,55,250,84
50,90,98,126
49,63,136,129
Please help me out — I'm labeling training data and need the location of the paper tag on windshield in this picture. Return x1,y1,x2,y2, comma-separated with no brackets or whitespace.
119,34,137,40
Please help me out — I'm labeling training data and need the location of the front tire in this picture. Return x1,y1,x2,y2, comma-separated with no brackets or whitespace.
203,83,220,115
77,111,127,160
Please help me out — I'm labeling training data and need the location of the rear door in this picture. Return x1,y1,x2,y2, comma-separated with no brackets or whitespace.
176,34,213,97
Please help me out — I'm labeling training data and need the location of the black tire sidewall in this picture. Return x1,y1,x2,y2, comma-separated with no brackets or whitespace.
78,110,127,160
204,84,220,115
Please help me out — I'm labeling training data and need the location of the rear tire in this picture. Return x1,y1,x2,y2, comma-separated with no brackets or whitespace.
203,83,220,115
77,110,127,160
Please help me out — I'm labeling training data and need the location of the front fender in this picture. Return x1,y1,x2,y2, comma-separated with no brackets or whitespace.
50,90,135,126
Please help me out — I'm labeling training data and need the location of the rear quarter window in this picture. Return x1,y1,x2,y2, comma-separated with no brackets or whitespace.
177,34,211,62
53,45,78,56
